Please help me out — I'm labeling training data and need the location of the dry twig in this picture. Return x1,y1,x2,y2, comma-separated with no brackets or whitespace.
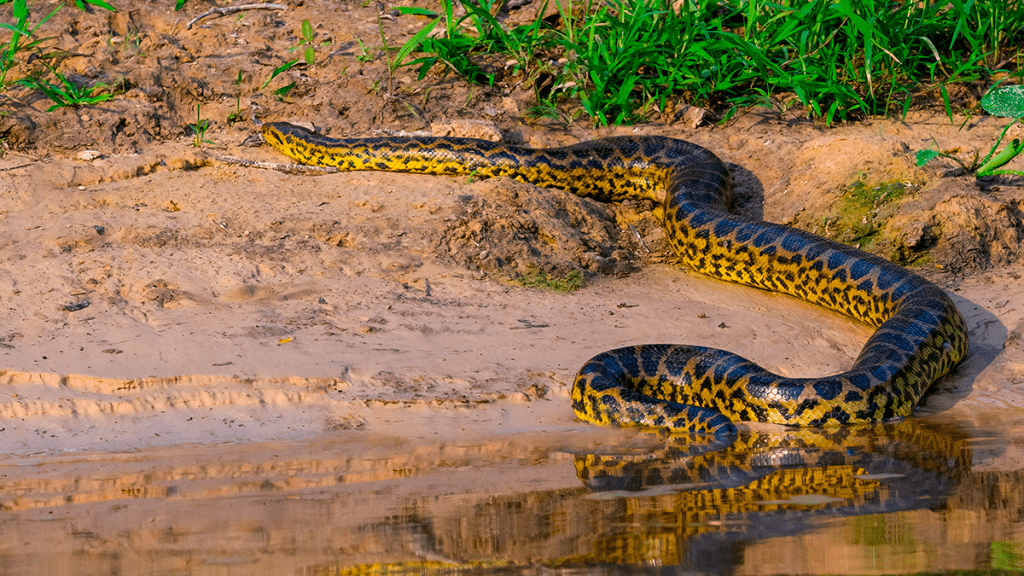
186,3,287,30
213,155,339,175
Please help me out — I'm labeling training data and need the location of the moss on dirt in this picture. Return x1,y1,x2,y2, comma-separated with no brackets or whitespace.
821,177,914,249
517,269,585,293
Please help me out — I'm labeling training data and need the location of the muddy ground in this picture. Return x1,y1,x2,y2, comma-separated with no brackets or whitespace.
0,1,1021,460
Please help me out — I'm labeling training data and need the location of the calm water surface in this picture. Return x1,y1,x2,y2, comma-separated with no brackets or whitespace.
0,418,1021,575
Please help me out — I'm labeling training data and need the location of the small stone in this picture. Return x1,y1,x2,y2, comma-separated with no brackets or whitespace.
682,106,706,128
77,150,102,161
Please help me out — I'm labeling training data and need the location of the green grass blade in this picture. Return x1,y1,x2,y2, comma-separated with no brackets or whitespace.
74,0,116,11
261,59,299,89
396,6,438,17
392,16,439,71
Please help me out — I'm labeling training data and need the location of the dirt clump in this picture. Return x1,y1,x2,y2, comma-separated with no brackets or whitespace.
439,179,637,281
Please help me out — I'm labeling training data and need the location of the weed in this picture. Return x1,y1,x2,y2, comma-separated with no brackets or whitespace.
227,70,245,124
274,81,295,100
296,19,316,65
0,0,62,91
260,58,298,90
17,65,119,111
526,102,561,122
373,5,439,100
289,19,330,66
404,0,545,87
227,96,243,123
355,39,374,63
0,0,115,99
190,103,212,147
72,0,116,11
916,85,1024,178
991,541,1024,571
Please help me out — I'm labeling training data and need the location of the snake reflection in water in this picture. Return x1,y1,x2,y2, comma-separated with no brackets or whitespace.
261,121,969,439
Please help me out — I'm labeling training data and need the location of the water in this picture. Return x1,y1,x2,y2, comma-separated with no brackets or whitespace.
0,418,1021,575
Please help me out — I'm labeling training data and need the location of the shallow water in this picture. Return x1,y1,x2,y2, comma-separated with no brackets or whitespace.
1,418,1022,576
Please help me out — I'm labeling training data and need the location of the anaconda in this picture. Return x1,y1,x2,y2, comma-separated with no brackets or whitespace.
261,121,969,438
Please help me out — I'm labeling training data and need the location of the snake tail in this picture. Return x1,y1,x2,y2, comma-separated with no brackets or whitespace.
261,121,969,437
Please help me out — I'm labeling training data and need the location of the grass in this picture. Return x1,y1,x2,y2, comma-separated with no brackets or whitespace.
0,0,62,91
17,64,120,110
0,0,117,104
400,0,1024,126
0,0,1015,129
190,103,212,147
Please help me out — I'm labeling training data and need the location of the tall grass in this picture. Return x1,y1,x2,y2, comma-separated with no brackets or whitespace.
405,0,1024,125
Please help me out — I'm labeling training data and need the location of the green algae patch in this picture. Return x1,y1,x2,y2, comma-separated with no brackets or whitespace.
517,269,585,293
820,177,914,251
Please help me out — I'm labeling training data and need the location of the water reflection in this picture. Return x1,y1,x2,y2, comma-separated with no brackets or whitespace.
570,420,968,570
0,418,1021,575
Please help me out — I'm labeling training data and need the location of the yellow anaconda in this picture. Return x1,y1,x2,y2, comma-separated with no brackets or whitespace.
261,121,969,438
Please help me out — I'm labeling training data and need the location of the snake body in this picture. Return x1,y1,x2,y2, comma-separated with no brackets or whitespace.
262,121,969,438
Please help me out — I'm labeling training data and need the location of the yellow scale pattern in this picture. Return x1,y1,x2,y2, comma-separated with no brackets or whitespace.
262,121,969,438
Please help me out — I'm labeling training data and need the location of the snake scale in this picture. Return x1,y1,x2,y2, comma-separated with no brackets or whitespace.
262,121,969,439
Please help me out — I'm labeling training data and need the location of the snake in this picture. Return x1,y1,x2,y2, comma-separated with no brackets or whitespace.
261,121,969,439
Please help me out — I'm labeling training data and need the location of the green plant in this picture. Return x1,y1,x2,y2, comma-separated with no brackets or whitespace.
404,0,548,86
0,0,61,91
382,12,438,96
297,19,315,65
17,66,119,110
227,95,242,123
916,85,1024,178
556,0,694,125
0,0,116,96
355,39,374,63
273,81,295,100
190,103,212,147
227,71,244,124
72,0,115,11
260,58,298,91
357,5,440,102
289,19,329,66
398,0,1024,126
846,179,908,209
